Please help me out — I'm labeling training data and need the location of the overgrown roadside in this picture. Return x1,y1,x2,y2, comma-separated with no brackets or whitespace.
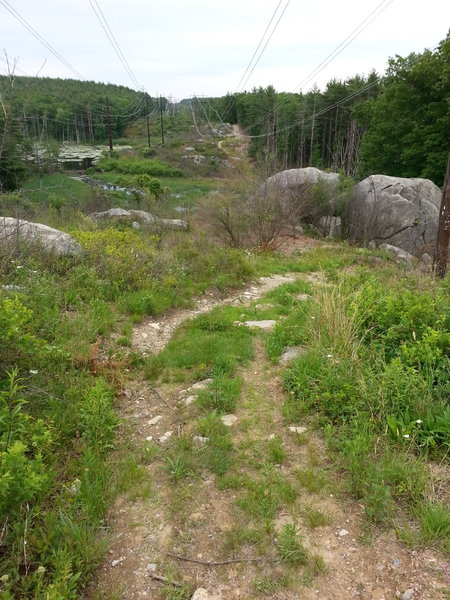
88,258,450,600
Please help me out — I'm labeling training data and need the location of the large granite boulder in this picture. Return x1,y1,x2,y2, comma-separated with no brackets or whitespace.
89,208,188,230
348,175,441,257
259,167,341,223
0,217,83,256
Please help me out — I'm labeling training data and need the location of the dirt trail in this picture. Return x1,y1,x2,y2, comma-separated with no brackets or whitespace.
88,275,449,600
132,274,296,354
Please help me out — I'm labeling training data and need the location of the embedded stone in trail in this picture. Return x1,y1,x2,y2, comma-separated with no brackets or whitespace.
147,415,163,425
279,346,308,365
221,414,237,427
289,425,308,434
243,319,276,330
192,589,221,600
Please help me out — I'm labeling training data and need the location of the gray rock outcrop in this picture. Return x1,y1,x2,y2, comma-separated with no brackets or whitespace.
348,175,441,257
259,167,341,225
0,217,83,256
89,208,188,230
263,167,340,194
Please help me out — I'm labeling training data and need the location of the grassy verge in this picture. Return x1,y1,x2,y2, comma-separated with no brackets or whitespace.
275,263,450,553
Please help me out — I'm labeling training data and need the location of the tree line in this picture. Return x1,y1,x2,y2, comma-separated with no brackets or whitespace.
206,33,449,186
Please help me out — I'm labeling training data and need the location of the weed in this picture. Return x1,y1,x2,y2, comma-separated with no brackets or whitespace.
302,505,332,528
415,500,450,547
295,468,328,494
164,455,194,481
267,435,287,464
277,524,308,565
197,376,242,414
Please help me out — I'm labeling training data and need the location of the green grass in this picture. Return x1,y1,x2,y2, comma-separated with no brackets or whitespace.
277,524,309,565
145,306,255,382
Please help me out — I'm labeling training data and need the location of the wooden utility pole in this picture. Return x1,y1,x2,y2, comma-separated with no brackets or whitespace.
145,93,151,148
105,97,113,152
159,96,165,146
434,152,450,279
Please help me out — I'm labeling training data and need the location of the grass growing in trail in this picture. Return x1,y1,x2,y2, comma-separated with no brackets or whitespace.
197,376,243,414
145,307,255,382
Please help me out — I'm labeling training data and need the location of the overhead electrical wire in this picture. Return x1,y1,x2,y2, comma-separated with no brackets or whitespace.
88,0,141,90
245,0,394,132
221,0,290,121
0,0,85,80
238,0,291,93
235,0,285,92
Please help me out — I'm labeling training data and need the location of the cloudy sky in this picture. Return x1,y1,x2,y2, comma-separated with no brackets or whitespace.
1,0,448,99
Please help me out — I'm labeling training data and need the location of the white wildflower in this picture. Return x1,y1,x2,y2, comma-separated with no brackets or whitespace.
416,419,423,424
16,265,23,269
403,434,410,439
29,370,38,375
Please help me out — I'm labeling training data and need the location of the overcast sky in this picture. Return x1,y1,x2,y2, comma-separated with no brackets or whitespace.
1,0,448,99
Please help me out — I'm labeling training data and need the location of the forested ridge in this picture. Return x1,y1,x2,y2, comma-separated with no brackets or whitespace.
0,76,153,143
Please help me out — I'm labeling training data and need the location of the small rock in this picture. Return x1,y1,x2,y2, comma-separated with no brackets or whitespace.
338,529,349,537
146,563,157,572
111,559,121,567
193,436,209,446
145,436,153,442
402,590,414,600
268,433,275,439
295,293,311,301
289,425,307,434
148,415,162,425
189,379,213,392
159,431,173,443
191,589,219,600
221,414,237,427
393,558,400,569
184,394,197,406
243,319,276,330
279,346,307,365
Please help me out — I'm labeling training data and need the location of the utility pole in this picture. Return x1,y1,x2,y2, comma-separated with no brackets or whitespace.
434,152,450,279
159,96,165,146
105,97,113,152
145,93,151,148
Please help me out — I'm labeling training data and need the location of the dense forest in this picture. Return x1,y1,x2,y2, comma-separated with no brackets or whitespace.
205,34,449,185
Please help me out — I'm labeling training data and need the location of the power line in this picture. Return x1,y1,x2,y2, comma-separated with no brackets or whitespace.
87,0,141,90
221,0,290,121
235,0,284,92
0,0,85,80
244,0,394,132
239,0,291,93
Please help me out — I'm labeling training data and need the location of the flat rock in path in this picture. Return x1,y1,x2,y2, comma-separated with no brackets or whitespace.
221,414,237,427
159,431,173,443
179,379,213,397
192,589,221,600
289,425,308,434
243,319,276,331
279,346,307,365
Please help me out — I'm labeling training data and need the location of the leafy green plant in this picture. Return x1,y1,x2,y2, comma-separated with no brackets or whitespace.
0,370,52,519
